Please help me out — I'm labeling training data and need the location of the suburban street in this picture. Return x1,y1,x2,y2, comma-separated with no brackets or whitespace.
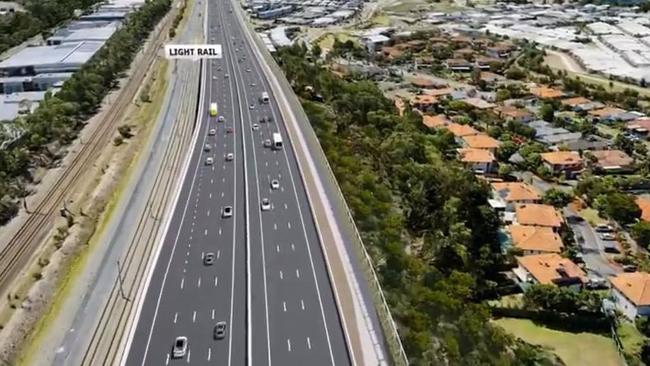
124,0,351,364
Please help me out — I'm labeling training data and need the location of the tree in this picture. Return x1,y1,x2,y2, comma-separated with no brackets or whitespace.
614,133,634,155
505,66,527,80
311,43,322,59
523,284,602,314
595,192,642,225
539,103,555,122
497,140,518,161
543,188,573,208
632,221,650,248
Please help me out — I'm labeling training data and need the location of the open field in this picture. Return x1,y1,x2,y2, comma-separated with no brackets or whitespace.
495,318,623,366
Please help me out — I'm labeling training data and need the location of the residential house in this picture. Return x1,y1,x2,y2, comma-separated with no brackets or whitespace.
589,107,637,123
528,120,581,145
586,150,635,173
410,94,438,112
609,272,650,320
489,182,542,212
380,46,404,60
509,225,564,255
422,114,450,129
453,47,475,61
461,134,501,153
626,118,650,137
461,97,496,110
514,203,564,231
636,197,650,222
479,71,507,87
450,35,472,48
541,151,583,178
486,41,516,58
411,76,439,89
514,253,586,290
361,34,390,52
475,56,502,71
496,105,534,123
445,58,473,72
423,87,454,99
529,86,565,100
562,135,611,151
445,122,480,138
561,96,604,112
457,148,496,174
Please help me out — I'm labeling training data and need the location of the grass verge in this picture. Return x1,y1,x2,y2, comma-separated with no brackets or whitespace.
495,317,623,366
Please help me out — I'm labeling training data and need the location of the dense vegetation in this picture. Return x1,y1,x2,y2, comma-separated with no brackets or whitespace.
0,0,103,54
0,0,172,224
276,44,550,365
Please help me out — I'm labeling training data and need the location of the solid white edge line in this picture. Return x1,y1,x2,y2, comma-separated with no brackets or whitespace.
119,5,210,364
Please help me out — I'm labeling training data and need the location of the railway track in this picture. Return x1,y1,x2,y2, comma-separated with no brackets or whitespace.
0,8,175,297
79,61,200,365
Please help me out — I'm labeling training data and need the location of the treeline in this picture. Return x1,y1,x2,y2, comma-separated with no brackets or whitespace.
0,0,172,224
0,0,102,55
276,44,553,365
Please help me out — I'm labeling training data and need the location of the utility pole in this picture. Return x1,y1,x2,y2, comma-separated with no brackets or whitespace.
117,260,131,302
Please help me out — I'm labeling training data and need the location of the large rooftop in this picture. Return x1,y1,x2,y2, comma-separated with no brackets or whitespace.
0,41,104,73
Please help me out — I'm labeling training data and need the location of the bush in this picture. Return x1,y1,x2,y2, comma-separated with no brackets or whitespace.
113,136,124,146
632,221,650,248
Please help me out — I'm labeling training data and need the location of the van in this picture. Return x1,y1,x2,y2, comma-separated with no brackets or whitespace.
272,133,282,150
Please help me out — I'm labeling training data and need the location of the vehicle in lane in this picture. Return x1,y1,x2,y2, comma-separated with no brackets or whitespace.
209,102,218,116
214,321,227,340
226,126,233,133
208,128,216,136
172,336,188,359
271,179,279,190
249,103,255,110
222,206,233,218
204,252,216,265
205,157,214,165
226,153,234,161
263,139,271,148
204,144,212,152
252,123,259,131
261,198,271,211
218,115,226,122
260,91,270,103
272,132,283,150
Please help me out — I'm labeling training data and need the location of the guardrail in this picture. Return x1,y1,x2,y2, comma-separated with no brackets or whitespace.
246,26,408,366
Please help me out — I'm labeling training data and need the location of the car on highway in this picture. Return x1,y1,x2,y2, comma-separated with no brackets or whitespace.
212,75,216,80
222,206,233,218
600,233,616,241
204,252,215,265
208,128,216,136
205,157,213,165
252,123,259,131
271,179,279,190
263,139,271,147
204,144,211,152
261,198,271,211
226,153,234,161
250,82,256,87
226,126,233,134
172,336,188,358
218,116,225,122
225,74,229,78
249,104,255,110
214,321,227,340
246,68,251,72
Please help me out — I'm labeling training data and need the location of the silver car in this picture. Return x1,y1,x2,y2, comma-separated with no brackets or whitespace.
226,153,234,161
205,157,213,165
261,198,271,211
271,179,279,190
222,206,233,218
172,336,188,358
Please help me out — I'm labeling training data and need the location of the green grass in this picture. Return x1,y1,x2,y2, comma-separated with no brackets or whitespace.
618,322,645,355
370,14,390,26
489,294,524,308
495,318,623,366
580,207,606,226
563,70,650,98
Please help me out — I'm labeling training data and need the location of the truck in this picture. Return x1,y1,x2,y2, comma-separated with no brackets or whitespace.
272,132,283,150
209,102,218,116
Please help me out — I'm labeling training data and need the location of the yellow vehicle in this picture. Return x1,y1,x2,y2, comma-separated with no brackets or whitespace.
209,102,218,117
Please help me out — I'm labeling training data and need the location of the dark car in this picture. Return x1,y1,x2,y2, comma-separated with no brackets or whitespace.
204,252,215,265
214,321,227,340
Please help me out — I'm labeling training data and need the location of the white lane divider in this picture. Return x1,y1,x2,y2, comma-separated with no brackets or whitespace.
192,310,197,323
180,277,185,289
287,339,292,352
296,269,300,279
173,312,178,324
279,270,283,280
282,301,287,312
300,299,305,310
307,337,312,350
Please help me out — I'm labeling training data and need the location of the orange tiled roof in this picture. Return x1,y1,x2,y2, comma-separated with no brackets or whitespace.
445,122,479,137
626,118,650,131
422,114,450,129
636,197,650,222
610,272,650,306
561,96,591,107
588,107,626,117
457,148,495,163
411,94,438,106
588,150,633,168
462,134,501,149
497,105,532,119
411,77,436,88
541,151,582,166
529,86,565,99
461,97,496,110
491,182,541,202
515,203,564,228
423,87,453,97
509,225,563,253
517,253,585,285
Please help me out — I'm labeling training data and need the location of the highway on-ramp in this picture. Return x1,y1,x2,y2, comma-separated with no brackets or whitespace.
124,0,351,364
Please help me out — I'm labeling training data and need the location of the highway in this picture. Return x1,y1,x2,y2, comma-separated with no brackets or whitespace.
124,0,351,364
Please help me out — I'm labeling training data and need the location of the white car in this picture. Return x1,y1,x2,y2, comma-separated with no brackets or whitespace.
249,104,255,110
600,233,616,241
212,75,217,80
172,336,188,359
225,74,230,78
205,157,213,165
222,206,233,218
218,116,225,122
208,128,216,136
226,153,234,161
252,123,259,130
263,139,271,147
261,198,271,211
250,82,256,87
204,144,211,152
271,179,279,190
246,68,251,72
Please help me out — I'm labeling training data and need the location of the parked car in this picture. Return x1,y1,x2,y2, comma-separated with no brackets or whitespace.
623,264,638,273
595,224,614,233
600,233,616,241
586,276,608,290
603,241,620,253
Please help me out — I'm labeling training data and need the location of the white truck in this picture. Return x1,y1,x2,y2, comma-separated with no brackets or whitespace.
272,132,283,150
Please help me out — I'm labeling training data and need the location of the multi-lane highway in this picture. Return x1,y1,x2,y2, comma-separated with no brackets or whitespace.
124,0,351,364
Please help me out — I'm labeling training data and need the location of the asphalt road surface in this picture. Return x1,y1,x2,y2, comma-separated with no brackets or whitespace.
124,0,351,364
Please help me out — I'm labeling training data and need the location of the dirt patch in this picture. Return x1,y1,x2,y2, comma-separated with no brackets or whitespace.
0,58,169,366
